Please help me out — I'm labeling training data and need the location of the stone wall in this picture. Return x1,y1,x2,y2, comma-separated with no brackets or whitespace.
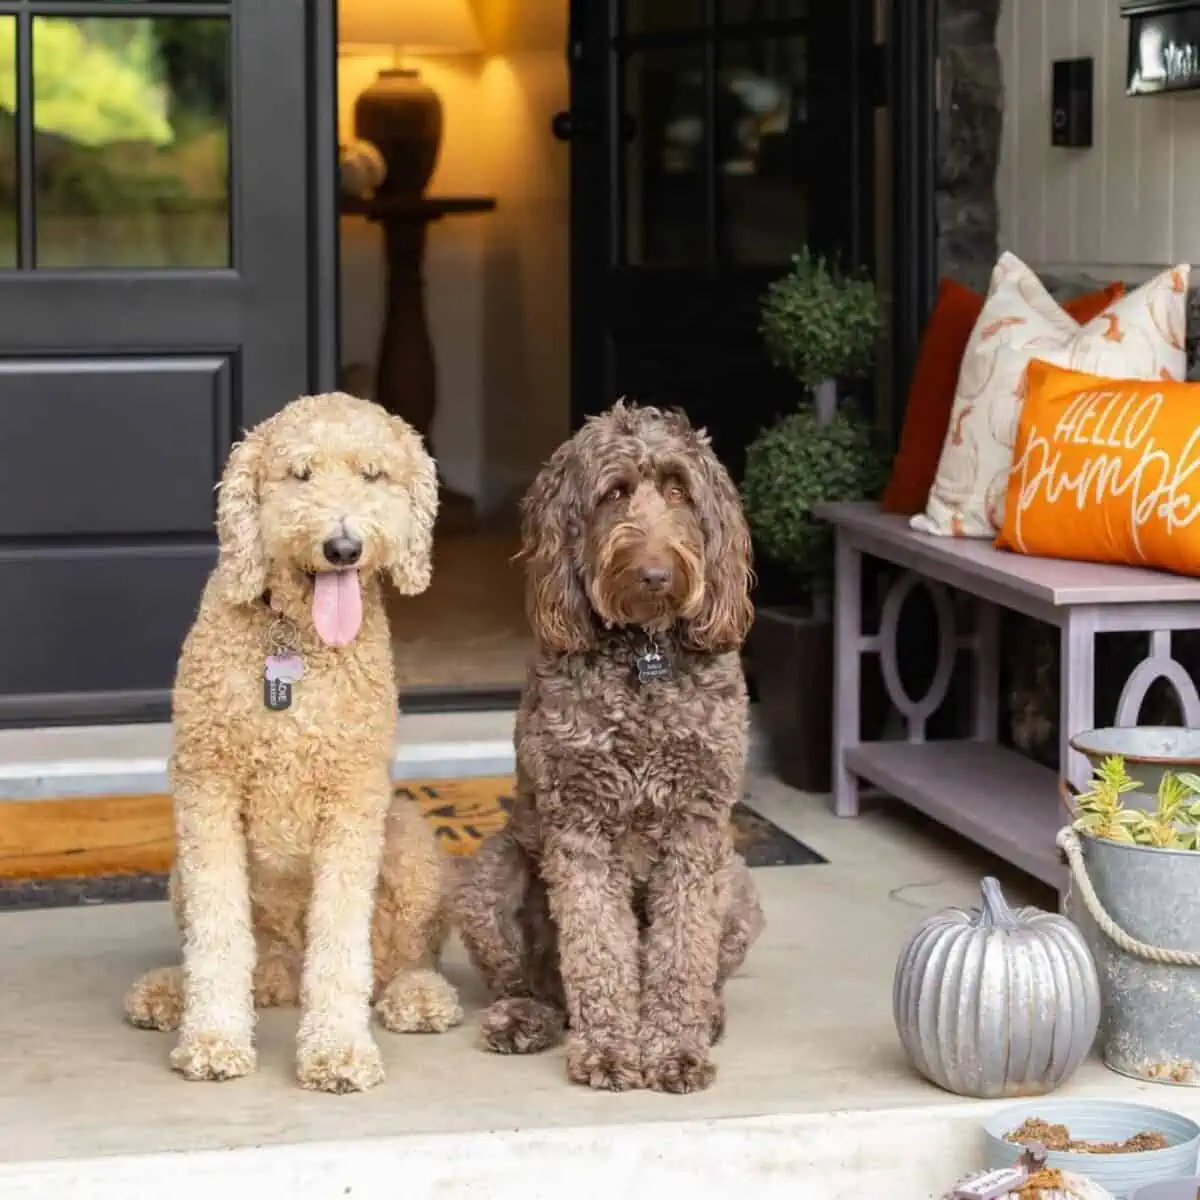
930,0,1197,768
935,0,1003,293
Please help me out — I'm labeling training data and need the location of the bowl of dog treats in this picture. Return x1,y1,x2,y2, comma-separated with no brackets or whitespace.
978,1099,1200,1199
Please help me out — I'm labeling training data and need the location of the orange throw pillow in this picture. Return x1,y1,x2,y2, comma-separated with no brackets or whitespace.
997,360,1200,575
880,277,1125,515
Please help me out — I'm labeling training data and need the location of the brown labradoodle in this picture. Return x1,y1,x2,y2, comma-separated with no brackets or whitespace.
125,392,462,1094
455,401,766,1095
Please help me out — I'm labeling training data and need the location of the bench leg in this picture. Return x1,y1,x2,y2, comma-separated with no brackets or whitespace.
972,598,1000,743
831,532,862,817
1115,629,1200,727
1059,609,1097,794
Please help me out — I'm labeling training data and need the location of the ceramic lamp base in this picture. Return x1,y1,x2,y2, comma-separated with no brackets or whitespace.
354,67,442,195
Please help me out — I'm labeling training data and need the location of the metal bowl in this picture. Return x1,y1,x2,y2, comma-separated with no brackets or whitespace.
983,1098,1200,1198
1070,727,1200,809
1130,1178,1200,1198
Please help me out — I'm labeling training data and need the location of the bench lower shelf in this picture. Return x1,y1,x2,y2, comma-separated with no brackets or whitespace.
844,740,1066,890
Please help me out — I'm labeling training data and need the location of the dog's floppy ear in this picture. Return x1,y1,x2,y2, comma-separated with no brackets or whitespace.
387,415,438,596
684,435,755,654
520,442,595,654
215,427,268,606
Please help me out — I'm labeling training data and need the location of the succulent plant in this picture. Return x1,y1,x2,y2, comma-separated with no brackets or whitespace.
1071,754,1200,850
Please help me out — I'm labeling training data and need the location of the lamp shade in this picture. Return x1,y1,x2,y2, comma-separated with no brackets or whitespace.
339,0,482,54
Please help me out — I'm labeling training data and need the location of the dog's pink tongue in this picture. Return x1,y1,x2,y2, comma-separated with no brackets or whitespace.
312,570,363,647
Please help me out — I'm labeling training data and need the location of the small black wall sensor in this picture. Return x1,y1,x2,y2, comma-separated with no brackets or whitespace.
1052,57,1094,147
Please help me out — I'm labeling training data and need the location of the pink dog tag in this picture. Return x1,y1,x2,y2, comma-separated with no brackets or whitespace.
265,654,304,684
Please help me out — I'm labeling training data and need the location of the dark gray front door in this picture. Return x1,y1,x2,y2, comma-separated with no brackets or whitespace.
0,0,335,726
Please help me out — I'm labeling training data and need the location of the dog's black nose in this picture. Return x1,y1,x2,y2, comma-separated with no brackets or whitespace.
639,565,671,590
323,534,362,568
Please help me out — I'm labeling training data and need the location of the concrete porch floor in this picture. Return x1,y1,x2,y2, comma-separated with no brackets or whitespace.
2,780,1196,1199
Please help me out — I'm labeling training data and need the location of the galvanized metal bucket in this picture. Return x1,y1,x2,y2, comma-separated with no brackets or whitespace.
1060,727,1200,1087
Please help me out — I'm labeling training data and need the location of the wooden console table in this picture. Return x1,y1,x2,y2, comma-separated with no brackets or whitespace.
818,501,1200,891
341,194,496,448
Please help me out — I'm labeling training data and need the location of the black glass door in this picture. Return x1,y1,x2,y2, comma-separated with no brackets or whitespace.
565,0,876,477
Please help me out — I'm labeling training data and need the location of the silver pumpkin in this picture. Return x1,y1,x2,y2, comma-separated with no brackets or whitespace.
894,876,1100,1098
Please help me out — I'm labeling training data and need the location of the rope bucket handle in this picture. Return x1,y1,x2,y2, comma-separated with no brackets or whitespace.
1056,826,1200,968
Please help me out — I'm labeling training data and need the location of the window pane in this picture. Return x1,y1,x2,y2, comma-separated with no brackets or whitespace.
32,16,230,268
0,18,17,267
625,1,705,35
718,36,808,265
624,46,708,266
722,0,808,25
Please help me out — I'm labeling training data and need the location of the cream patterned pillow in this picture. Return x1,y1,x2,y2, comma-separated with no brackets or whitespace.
913,252,1190,538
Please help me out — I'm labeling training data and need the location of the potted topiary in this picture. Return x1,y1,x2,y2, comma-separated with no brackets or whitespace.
742,249,886,792
759,246,882,421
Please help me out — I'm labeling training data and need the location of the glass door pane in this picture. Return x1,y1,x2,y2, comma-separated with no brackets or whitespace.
624,44,708,265
722,0,808,25
718,34,808,264
625,0,705,35
32,15,231,268
0,18,16,267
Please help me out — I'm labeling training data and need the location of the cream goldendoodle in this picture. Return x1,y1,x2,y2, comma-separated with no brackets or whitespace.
125,392,462,1094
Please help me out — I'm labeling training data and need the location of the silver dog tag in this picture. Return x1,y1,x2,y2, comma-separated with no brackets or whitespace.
635,646,672,684
263,654,303,711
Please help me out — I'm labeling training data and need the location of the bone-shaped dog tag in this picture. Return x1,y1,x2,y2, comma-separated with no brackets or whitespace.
635,648,673,684
265,653,304,684
949,1167,1027,1199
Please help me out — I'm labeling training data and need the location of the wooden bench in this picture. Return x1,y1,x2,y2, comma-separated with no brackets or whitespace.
817,501,1200,889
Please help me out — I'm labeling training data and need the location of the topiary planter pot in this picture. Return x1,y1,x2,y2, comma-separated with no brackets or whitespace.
749,604,887,793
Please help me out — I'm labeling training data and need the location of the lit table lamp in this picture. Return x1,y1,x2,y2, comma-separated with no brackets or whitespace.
340,0,482,196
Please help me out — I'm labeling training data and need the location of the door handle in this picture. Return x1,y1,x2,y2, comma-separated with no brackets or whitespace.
551,110,600,142
550,112,637,142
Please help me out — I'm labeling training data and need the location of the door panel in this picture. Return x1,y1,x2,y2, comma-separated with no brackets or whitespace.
568,0,874,480
0,356,230,537
0,0,329,725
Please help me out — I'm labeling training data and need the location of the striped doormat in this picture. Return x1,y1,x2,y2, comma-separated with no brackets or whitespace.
0,778,822,910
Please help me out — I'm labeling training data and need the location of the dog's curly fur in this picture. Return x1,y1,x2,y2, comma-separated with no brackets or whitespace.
124,392,462,1094
455,401,765,1095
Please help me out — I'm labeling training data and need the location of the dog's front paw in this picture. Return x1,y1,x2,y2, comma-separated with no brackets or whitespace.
376,968,463,1034
296,1034,385,1094
642,1042,716,1094
480,997,565,1055
566,1033,643,1091
169,1030,256,1081
126,966,184,1032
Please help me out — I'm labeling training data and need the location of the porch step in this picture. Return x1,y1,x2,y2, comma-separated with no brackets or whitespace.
0,708,771,800
0,710,517,801
0,1104,993,1200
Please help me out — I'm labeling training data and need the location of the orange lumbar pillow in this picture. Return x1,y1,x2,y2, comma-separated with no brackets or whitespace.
880,276,1125,517
996,359,1200,575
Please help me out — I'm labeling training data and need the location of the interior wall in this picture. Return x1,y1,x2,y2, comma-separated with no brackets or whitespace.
337,0,570,515
996,0,1200,277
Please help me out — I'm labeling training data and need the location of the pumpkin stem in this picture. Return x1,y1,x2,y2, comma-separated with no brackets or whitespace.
978,876,1019,929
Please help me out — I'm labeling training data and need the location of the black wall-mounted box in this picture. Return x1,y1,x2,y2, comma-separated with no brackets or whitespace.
1051,57,1094,147
1121,0,1200,95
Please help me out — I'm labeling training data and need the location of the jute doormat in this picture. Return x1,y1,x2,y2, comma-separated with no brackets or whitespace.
0,779,823,911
